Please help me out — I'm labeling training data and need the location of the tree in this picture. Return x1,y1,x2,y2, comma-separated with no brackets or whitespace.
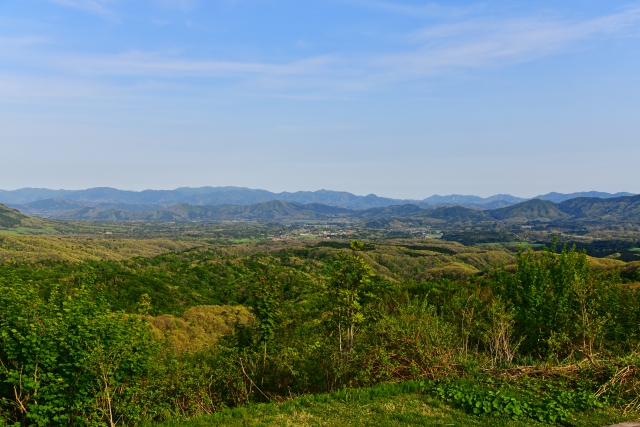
250,273,280,368
494,237,605,360
327,240,375,357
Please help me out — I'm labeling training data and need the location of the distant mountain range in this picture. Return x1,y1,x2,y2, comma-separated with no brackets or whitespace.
3,194,640,224
0,187,635,214
535,191,636,203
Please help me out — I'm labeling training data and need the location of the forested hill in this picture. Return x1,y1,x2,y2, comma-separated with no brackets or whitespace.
0,203,28,228
7,195,640,224
489,199,571,221
557,194,640,218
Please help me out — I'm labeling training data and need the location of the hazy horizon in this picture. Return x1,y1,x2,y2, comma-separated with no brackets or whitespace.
0,185,636,202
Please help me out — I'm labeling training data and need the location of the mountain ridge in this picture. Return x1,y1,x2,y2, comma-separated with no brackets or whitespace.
3,187,635,212
7,195,640,224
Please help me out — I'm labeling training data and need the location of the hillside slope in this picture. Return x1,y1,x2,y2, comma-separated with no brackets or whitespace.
0,203,29,228
558,195,640,220
489,199,570,221
426,206,488,223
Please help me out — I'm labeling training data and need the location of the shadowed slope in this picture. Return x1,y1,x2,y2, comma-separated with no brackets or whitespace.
489,199,570,221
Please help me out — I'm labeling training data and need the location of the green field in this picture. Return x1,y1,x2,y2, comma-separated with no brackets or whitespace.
149,381,634,427
631,248,640,252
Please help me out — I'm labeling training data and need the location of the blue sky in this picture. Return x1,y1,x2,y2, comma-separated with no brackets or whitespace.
1,0,639,198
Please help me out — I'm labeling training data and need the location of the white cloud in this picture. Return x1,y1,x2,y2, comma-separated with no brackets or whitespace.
36,7,640,82
3,5,640,98
47,0,116,17
48,51,338,78
341,0,477,18
378,7,640,76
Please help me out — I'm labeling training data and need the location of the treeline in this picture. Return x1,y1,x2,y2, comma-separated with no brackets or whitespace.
1,241,640,425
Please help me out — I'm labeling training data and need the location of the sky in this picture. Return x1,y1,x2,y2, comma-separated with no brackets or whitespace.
1,0,639,199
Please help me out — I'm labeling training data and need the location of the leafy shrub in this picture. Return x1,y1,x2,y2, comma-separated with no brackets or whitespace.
0,275,159,426
494,240,615,360
354,299,460,384
421,377,602,423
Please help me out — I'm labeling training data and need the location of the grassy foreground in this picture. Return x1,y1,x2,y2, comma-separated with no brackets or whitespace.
149,381,636,427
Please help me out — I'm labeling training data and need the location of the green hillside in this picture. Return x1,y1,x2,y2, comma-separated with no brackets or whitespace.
426,205,488,222
489,199,570,221
0,203,28,228
559,194,640,220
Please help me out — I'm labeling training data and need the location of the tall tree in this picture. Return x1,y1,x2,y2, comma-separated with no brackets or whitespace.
328,240,375,357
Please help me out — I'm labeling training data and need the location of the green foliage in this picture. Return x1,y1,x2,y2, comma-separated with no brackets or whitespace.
327,244,377,357
1,235,640,425
494,238,614,359
394,244,457,255
0,275,159,426
422,377,602,424
355,299,459,384
316,241,375,251
0,204,27,228
250,275,280,347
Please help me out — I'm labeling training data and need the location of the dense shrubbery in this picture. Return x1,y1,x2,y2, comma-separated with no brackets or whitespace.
0,275,159,425
1,240,639,425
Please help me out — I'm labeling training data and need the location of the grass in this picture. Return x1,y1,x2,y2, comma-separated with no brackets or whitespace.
630,248,640,252
148,381,636,427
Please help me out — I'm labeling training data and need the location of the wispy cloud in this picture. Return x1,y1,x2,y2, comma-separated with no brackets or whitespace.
41,7,640,81
3,6,640,99
378,7,640,76
47,0,116,18
344,0,479,18
48,51,338,77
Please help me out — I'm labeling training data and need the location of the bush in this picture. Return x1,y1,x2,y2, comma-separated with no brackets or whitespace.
0,275,159,426
422,377,602,424
354,299,461,384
